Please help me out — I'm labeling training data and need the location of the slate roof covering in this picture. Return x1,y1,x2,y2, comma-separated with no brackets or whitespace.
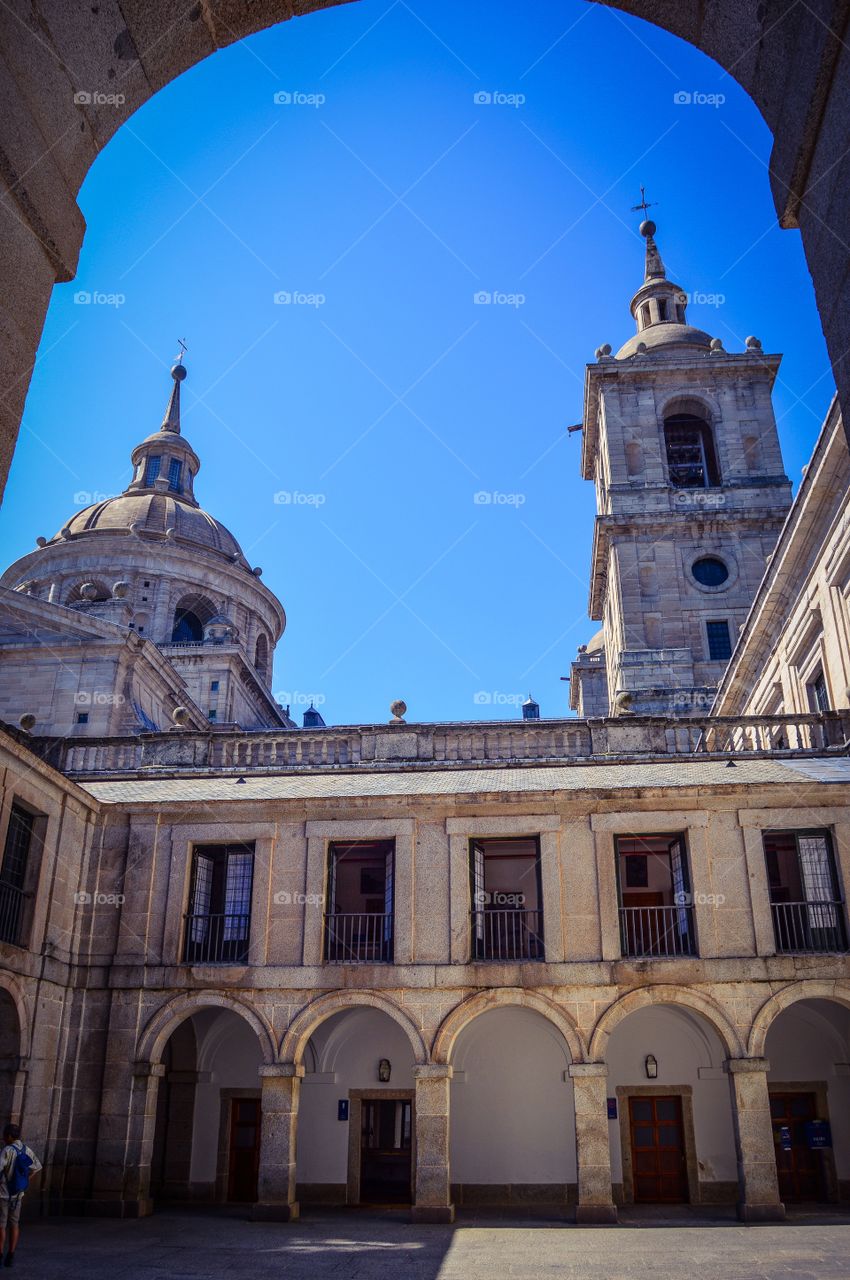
82,756,850,805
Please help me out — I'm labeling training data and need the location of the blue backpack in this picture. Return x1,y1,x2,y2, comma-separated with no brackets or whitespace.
6,1144,32,1196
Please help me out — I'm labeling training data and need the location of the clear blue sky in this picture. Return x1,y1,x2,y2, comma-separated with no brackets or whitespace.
0,0,834,726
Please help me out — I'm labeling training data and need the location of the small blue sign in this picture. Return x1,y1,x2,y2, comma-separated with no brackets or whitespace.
779,1125,793,1152
337,1099,349,1121
805,1120,832,1149
607,1097,618,1119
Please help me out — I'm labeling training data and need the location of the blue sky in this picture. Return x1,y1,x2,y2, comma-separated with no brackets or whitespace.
0,0,834,726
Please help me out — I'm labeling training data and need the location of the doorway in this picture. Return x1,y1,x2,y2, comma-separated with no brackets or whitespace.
227,1097,260,1202
628,1095,689,1203
769,1090,826,1203
358,1097,413,1205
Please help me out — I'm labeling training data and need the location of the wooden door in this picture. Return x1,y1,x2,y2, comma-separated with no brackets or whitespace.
360,1098,413,1204
227,1097,260,1202
770,1091,825,1202
629,1095,689,1203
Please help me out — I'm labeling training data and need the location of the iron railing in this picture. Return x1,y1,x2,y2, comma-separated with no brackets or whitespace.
770,900,848,954
619,904,696,958
324,912,393,963
470,909,544,961
0,882,25,946
182,912,251,964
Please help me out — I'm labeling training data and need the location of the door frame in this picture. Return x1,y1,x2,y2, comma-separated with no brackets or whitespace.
768,1080,838,1203
347,1089,415,1205
616,1085,699,1205
216,1087,261,1202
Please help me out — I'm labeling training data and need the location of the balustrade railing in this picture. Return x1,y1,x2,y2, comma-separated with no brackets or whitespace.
770,900,848,954
619,904,696,958
182,912,251,964
470,909,544,961
324,912,393,963
0,882,25,946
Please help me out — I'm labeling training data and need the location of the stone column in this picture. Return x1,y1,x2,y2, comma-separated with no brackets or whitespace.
569,1063,617,1223
90,1061,163,1217
252,1064,303,1221
726,1057,785,1221
412,1065,454,1223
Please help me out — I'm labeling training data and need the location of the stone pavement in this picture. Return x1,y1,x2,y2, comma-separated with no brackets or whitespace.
12,1209,850,1279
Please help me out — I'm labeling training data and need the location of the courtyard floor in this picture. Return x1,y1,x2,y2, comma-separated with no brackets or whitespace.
14,1208,850,1279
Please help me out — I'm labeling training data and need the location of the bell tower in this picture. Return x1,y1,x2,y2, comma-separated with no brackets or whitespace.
571,217,793,717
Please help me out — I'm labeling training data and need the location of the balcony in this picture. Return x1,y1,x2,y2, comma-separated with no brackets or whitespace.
0,881,24,946
771,901,848,954
182,912,251,964
324,912,393,963
619,904,696,959
470,908,544,961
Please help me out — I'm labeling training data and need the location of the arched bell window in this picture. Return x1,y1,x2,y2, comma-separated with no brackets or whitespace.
171,593,216,643
663,413,720,488
254,632,269,679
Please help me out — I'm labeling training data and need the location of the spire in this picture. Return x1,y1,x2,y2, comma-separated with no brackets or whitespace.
641,219,667,281
160,341,187,434
125,346,200,505
614,208,713,359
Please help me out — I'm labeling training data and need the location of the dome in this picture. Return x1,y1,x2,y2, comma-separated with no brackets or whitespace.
616,322,712,360
54,492,246,562
586,628,605,654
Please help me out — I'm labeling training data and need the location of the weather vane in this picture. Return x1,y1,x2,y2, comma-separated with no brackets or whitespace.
175,337,188,364
631,186,657,219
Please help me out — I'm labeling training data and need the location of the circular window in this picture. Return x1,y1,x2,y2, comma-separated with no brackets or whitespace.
692,556,729,587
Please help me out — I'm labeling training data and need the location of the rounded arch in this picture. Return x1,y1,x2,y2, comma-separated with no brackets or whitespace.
432,988,586,1065
0,972,30,1059
136,990,277,1067
589,986,744,1061
254,631,269,678
65,579,110,605
657,391,719,424
280,990,428,1066
748,980,850,1058
171,592,217,642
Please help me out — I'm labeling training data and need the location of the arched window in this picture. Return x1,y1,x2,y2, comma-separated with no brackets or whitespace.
66,580,110,605
664,413,720,488
171,593,216,643
254,632,269,679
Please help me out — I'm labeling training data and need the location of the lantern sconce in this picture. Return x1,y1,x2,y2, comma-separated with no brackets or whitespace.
645,1054,658,1080
378,1058,391,1083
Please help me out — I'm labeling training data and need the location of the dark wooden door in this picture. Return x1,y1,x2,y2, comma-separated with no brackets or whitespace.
770,1091,825,1202
629,1095,689,1203
227,1098,260,1202
360,1098,413,1204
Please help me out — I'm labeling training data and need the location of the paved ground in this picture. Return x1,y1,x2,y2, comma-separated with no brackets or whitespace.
12,1208,850,1279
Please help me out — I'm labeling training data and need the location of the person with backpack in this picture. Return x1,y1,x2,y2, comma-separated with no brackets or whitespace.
0,1126,41,1268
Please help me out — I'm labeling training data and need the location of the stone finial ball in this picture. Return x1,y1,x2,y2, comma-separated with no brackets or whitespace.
710,337,724,352
595,343,612,359
390,699,407,719
112,581,129,599
18,713,36,732
171,362,187,381
172,706,190,726
253,567,263,577
80,582,99,600
745,335,762,350
639,219,656,238
35,536,47,548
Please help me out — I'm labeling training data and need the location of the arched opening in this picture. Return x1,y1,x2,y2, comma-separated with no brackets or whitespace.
149,1007,264,1206
663,413,721,489
65,580,110,605
763,997,850,1204
447,1006,575,1209
0,990,22,1124
254,632,269,681
296,1006,417,1208
171,593,217,644
604,1003,736,1207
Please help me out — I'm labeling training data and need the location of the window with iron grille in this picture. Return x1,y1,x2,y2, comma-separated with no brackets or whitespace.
183,844,254,964
168,458,183,492
615,833,696,958
324,840,394,963
0,804,38,946
144,455,161,486
763,830,847,953
807,670,830,713
468,837,544,961
664,414,720,488
706,619,732,661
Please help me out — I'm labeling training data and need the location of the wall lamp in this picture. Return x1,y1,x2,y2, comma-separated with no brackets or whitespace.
645,1054,658,1080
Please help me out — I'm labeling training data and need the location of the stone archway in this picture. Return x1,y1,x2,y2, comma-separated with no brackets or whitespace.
137,990,277,1067
1,0,849,501
589,984,744,1061
280,989,429,1067
433,987,586,1064
748,979,850,1058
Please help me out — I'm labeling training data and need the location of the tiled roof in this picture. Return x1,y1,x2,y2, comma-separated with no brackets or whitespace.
82,756,850,805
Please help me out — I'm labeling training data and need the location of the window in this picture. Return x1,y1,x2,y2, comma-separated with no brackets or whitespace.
144,455,161,486
0,805,39,946
807,670,830,713
640,303,651,328
76,712,89,724
324,840,394,963
183,844,254,964
143,581,150,587
664,414,720,488
616,834,696,958
254,633,269,679
692,556,729,588
763,830,847,953
168,458,183,492
172,608,203,643
208,709,217,722
469,837,543,961
706,620,732,661
657,297,668,322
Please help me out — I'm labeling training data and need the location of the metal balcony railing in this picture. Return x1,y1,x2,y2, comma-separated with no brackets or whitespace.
470,909,544,961
770,900,848,954
182,912,251,964
619,904,696,958
324,912,393,963
0,882,25,946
